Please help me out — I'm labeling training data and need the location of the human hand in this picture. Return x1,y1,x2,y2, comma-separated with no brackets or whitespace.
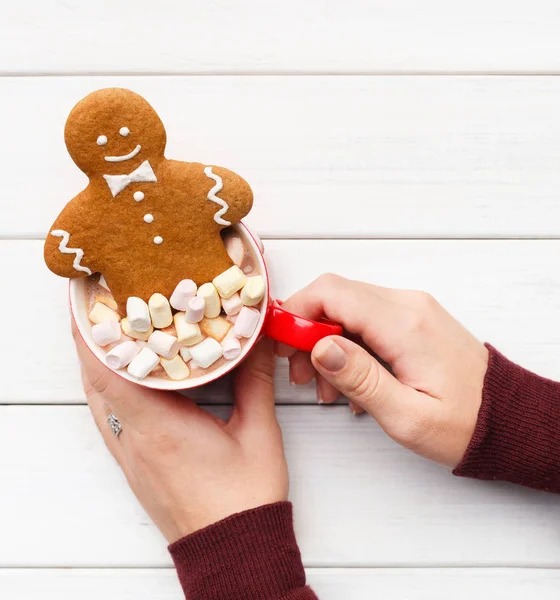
279,274,489,468
74,327,288,543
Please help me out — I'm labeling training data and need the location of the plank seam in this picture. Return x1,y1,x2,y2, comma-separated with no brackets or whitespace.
0,563,558,570
3,72,560,77
8,235,560,242
0,402,332,407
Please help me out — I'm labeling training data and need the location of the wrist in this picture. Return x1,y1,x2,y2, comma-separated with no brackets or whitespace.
165,489,289,542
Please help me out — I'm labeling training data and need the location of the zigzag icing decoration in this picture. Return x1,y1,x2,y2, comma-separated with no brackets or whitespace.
204,166,231,226
51,229,92,275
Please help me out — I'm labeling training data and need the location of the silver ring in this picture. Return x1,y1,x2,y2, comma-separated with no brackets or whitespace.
107,413,122,437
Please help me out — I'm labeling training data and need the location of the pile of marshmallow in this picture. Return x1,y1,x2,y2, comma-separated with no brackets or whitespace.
87,265,266,381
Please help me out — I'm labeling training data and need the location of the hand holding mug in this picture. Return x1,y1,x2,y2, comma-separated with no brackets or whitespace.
279,274,489,468
74,326,288,543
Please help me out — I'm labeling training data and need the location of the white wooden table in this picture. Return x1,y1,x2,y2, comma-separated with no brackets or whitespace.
2,2,560,597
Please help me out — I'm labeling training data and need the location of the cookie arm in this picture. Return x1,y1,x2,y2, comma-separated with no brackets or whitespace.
44,195,97,279
204,165,253,226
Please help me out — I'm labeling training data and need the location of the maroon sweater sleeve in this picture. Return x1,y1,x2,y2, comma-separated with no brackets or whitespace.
168,502,318,600
453,344,560,492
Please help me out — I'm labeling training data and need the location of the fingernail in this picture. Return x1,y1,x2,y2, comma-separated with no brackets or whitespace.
314,340,347,372
349,400,359,415
316,385,324,404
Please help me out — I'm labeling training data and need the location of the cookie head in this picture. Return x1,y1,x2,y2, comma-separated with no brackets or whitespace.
64,88,167,177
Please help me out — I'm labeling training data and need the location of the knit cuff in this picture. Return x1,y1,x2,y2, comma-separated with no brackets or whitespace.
453,344,560,492
169,502,317,600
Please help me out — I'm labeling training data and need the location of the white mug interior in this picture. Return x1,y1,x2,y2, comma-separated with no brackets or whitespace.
69,223,269,391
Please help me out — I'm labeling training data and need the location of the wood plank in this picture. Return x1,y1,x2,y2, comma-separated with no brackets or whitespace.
4,239,560,404
1,568,560,599
2,2,560,73
1,406,560,567
5,76,560,239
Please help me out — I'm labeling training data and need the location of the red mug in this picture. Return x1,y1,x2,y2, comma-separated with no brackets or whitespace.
70,222,342,391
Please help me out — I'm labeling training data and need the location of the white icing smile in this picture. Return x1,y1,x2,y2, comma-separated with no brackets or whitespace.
104,144,141,163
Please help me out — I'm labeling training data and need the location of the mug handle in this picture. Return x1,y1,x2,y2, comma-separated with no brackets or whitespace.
264,300,343,352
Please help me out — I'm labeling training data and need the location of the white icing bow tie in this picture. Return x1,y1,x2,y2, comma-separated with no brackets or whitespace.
103,160,157,197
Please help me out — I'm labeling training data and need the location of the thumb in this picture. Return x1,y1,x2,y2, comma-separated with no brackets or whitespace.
231,337,277,428
311,336,428,427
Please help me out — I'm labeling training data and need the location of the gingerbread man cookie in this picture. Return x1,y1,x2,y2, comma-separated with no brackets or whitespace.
44,88,253,313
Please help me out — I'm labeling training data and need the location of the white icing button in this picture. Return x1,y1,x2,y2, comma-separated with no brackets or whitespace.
154,236,163,245
119,126,130,136
143,214,154,223
133,191,144,202
96,135,107,146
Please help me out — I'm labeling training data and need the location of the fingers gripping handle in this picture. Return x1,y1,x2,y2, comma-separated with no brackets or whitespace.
264,301,343,352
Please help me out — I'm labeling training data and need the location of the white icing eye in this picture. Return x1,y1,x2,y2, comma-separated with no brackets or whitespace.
119,127,130,137
97,135,108,146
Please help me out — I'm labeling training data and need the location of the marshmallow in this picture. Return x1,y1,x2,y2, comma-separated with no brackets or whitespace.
224,235,245,267
240,276,266,307
126,297,151,332
233,306,260,338
95,290,118,311
185,296,205,323
98,274,111,292
106,341,141,370
222,336,241,361
147,330,180,359
200,316,231,342
197,283,221,318
89,302,120,324
148,293,173,329
174,313,204,346
179,346,191,362
121,318,154,341
160,355,190,380
212,266,248,299
221,292,242,316
189,338,223,369
127,347,160,379
92,320,121,347
159,323,177,337
170,279,197,311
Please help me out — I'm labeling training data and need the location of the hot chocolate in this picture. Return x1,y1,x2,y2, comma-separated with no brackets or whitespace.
84,229,266,382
